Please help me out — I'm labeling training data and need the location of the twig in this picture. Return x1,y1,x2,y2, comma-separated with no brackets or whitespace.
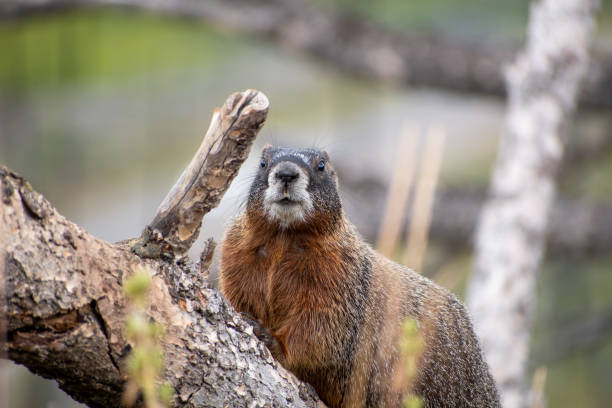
528,366,547,408
376,127,418,257
403,128,445,270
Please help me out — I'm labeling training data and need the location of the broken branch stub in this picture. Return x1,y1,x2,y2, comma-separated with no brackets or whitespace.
133,89,269,258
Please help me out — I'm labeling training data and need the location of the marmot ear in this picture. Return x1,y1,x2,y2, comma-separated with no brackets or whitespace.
262,144,273,153
322,149,331,160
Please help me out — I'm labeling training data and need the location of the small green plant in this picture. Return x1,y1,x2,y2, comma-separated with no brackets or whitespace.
398,318,424,408
122,266,174,408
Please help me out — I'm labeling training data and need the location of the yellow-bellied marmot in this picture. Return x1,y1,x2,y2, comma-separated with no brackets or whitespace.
220,146,500,407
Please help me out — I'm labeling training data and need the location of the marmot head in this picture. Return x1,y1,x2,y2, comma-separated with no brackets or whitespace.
246,145,343,231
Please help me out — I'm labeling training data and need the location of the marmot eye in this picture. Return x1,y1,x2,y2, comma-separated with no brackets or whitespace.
317,160,325,171
260,158,267,168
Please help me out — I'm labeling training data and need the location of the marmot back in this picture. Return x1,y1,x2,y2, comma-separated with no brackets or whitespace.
220,146,500,408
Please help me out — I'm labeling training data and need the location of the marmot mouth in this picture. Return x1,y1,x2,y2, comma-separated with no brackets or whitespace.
276,197,298,205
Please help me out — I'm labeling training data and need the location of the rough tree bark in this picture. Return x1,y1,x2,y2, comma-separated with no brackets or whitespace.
1,0,612,109
466,1,598,408
0,90,325,408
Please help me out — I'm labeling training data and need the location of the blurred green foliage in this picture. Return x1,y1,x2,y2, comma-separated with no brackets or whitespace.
577,150,612,200
123,266,174,408
532,257,612,408
399,319,424,408
316,0,530,38
1,2,612,93
318,0,612,38
0,10,242,91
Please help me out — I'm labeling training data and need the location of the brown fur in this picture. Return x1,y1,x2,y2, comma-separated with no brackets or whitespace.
220,147,500,408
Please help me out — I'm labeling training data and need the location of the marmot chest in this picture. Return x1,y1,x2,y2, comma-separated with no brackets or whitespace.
251,237,341,330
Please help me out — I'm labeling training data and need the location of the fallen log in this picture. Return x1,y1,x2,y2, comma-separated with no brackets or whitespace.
339,173,612,257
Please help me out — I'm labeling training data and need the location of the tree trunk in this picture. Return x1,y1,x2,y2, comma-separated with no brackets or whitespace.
466,1,598,407
0,90,325,408
2,0,612,109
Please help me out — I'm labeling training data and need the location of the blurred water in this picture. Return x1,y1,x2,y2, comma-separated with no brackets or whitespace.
0,40,507,245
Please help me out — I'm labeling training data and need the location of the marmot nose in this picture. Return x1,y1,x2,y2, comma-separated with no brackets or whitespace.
276,165,299,184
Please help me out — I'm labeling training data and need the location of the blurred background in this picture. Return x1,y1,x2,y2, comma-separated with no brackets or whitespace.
1,1,611,407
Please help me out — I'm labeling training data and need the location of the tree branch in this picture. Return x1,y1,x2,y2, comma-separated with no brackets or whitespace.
1,0,611,109
339,171,612,258
132,89,268,258
0,90,325,408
